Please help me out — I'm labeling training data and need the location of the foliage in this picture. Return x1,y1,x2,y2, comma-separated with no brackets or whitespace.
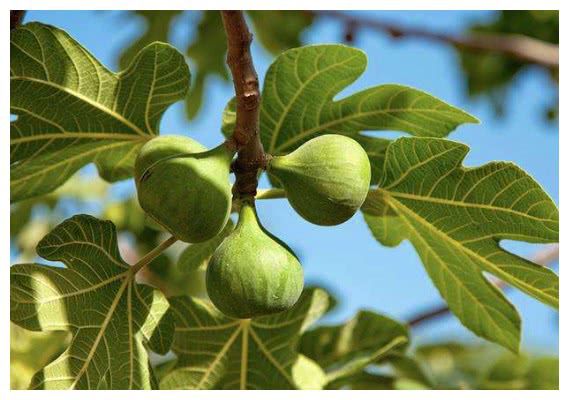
412,342,558,389
10,324,69,389
117,11,312,119
458,10,559,119
362,137,558,351
10,19,558,390
10,215,174,389
116,11,558,122
222,44,478,184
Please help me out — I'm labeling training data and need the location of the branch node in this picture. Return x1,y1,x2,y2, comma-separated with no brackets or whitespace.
221,11,264,198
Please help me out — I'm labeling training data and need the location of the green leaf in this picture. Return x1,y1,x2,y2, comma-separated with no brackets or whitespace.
10,323,69,389
160,288,329,389
118,11,182,69
326,371,396,390
363,137,559,351
458,11,558,119
248,11,313,54
10,22,189,202
299,310,408,385
151,221,234,298
185,11,229,119
177,221,233,274
384,354,435,388
222,44,477,183
10,214,174,389
525,357,558,389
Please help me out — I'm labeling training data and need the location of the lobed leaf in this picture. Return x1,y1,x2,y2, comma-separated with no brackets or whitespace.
222,44,477,183
299,310,409,386
161,289,330,389
10,22,189,202
363,137,559,351
10,214,174,389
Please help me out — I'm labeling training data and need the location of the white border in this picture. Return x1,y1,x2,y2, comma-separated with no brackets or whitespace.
3,1,564,398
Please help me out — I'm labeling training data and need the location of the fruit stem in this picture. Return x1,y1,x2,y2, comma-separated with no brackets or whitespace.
255,188,287,200
220,11,266,198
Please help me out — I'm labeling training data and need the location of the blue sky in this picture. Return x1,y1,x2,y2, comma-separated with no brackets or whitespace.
20,10,559,353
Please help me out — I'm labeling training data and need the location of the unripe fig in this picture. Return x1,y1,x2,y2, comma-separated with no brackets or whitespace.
135,135,234,243
267,134,371,226
206,202,304,318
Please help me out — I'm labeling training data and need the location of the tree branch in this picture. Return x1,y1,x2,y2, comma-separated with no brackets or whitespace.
10,10,26,30
221,11,266,198
311,10,559,68
407,244,559,328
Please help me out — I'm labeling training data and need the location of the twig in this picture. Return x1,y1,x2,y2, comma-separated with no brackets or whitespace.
221,11,265,198
311,10,559,68
10,10,26,30
407,244,559,328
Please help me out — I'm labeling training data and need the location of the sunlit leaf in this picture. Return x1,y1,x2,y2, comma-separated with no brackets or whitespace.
10,214,174,389
222,44,477,183
161,289,329,389
10,323,69,389
363,137,559,350
10,22,189,202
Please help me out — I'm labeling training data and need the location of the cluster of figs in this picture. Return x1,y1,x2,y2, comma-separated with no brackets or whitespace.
135,134,371,319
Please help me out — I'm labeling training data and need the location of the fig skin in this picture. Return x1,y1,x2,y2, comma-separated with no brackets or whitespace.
134,135,234,243
267,134,371,226
206,202,304,319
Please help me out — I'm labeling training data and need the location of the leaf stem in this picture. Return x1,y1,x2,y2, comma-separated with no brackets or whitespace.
131,235,177,274
255,188,286,200
220,11,266,199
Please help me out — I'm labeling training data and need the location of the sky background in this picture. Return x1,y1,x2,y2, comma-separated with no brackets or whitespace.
18,10,559,354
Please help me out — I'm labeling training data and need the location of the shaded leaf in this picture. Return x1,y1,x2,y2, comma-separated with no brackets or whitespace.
299,310,408,385
10,214,174,389
458,11,558,119
414,341,558,389
177,221,233,274
185,11,229,119
525,357,558,389
386,354,435,388
327,371,396,390
161,289,329,389
149,221,234,298
10,22,189,202
118,11,183,69
248,11,313,54
363,137,559,351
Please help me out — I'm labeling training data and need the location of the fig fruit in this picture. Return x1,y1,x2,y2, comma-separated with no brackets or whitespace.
267,134,371,226
134,135,234,243
206,201,304,318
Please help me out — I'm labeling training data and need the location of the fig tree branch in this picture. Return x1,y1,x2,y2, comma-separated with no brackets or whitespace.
10,10,26,30
407,244,559,328
311,10,559,68
221,11,266,198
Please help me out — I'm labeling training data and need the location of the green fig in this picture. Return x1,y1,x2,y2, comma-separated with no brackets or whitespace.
134,135,234,243
267,134,371,226
206,201,304,318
